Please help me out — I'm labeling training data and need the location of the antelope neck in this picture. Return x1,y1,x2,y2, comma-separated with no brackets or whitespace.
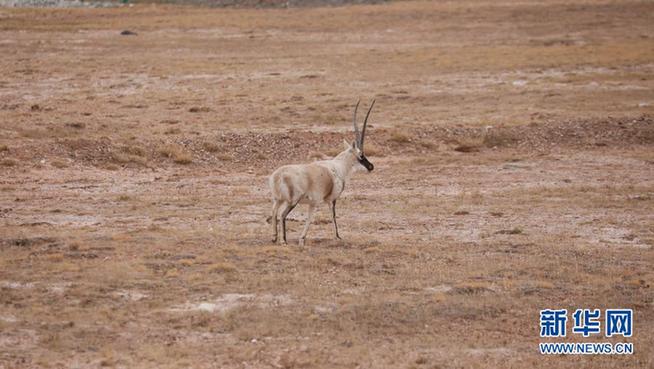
332,150,358,182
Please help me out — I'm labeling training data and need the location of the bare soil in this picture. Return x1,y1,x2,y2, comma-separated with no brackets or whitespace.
0,1,653,368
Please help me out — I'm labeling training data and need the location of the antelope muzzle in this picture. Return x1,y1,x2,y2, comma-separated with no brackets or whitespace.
358,155,374,172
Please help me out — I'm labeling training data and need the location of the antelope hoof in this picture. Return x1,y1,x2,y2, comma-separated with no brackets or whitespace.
272,236,277,243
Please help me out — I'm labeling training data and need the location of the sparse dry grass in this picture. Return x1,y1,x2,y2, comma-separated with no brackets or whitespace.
324,147,342,157
454,128,521,152
208,262,237,273
495,227,523,235
362,141,386,157
482,129,519,148
454,136,485,152
164,127,182,135
1,158,18,166
215,153,232,161
111,151,148,166
202,141,221,153
158,143,193,164
19,128,50,139
120,145,147,157
388,131,411,144
451,281,495,294
50,159,68,169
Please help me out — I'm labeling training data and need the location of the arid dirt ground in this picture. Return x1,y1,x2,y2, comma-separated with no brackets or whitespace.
1,0,653,368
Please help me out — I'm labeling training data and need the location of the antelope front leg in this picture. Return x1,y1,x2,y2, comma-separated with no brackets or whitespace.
331,200,341,240
298,205,316,246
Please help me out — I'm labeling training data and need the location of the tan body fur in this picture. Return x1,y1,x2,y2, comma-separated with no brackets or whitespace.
269,141,365,245
269,100,376,245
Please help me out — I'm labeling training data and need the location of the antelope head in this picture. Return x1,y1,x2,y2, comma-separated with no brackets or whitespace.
349,99,375,172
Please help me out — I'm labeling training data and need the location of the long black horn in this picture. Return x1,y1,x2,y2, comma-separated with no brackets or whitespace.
360,99,375,150
352,99,361,146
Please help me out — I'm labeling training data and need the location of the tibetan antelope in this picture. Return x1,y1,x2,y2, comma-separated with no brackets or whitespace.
269,100,376,246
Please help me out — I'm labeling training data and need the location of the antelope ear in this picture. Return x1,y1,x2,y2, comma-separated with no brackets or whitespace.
343,139,352,150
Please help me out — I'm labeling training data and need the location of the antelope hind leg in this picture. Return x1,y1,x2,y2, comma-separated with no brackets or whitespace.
281,202,298,245
271,200,281,243
299,204,316,246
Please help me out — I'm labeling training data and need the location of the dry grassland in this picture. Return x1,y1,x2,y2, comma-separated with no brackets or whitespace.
0,0,653,368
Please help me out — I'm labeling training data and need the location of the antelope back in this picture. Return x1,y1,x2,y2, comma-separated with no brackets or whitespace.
270,163,334,204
